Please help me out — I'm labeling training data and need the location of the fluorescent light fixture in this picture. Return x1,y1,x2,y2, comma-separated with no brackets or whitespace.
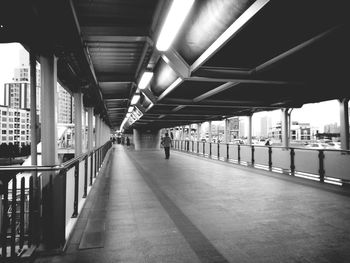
156,0,195,51
126,113,131,118
130,94,140,105
128,106,133,113
138,72,154,90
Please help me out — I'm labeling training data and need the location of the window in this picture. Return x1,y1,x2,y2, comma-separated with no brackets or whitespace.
9,118,13,122
2,130,6,134
21,125,25,129
9,124,13,128
9,130,13,134
2,111,7,115
21,131,25,135
2,117,7,122
9,136,13,140
9,112,13,116
1,123,6,128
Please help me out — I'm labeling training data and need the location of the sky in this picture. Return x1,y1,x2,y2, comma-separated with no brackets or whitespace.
0,43,341,132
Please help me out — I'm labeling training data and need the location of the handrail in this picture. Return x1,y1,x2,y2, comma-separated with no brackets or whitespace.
0,143,108,174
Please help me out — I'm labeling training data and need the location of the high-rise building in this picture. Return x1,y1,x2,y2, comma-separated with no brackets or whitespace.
0,106,30,145
58,84,73,124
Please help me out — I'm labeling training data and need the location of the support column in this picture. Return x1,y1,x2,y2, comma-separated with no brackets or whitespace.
281,108,289,148
208,121,212,142
95,114,100,147
40,54,63,249
30,49,40,245
197,123,201,141
74,92,83,156
87,108,94,151
247,115,252,145
339,99,349,150
224,119,229,143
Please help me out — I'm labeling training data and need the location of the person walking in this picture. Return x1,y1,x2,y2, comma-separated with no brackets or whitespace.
162,132,172,159
126,137,130,148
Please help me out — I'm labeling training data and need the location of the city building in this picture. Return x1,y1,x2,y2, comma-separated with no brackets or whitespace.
58,84,73,124
0,105,30,145
269,121,317,141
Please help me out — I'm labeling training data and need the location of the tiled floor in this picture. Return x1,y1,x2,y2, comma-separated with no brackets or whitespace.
34,145,350,263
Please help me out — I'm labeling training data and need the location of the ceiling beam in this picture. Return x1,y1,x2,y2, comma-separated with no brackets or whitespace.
98,73,135,82
253,25,342,73
190,0,270,71
193,82,239,103
187,76,303,86
162,48,191,78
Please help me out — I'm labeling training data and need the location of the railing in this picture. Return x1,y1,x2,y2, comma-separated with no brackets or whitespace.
0,141,112,260
173,140,350,186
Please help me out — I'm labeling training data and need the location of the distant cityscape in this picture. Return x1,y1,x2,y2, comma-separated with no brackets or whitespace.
0,49,73,146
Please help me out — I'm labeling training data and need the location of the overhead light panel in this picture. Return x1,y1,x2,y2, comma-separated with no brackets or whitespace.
138,72,154,90
156,0,195,51
128,106,133,113
130,94,140,105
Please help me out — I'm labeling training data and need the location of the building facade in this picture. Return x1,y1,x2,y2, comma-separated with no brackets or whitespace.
0,105,30,145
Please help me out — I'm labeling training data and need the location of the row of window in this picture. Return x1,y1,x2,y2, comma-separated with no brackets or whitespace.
1,123,29,129
1,136,29,141
2,130,30,135
1,111,29,117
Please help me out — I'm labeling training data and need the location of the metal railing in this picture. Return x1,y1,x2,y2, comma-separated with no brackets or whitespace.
0,141,112,260
173,140,350,186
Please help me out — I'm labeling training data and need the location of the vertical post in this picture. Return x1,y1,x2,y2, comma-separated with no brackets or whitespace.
72,163,79,217
74,91,83,156
227,144,229,160
268,146,272,170
281,108,289,148
224,119,229,143
217,143,220,159
95,114,100,148
339,99,349,150
41,54,65,249
197,123,201,141
11,177,16,257
208,121,212,142
238,144,241,163
20,178,25,249
247,115,252,145
290,148,295,175
29,49,40,245
83,156,88,198
318,150,325,182
251,145,255,166
209,142,212,157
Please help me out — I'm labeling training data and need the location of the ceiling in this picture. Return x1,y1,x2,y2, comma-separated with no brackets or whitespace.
1,0,349,131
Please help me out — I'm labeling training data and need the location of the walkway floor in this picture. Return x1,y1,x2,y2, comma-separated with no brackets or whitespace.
35,145,350,263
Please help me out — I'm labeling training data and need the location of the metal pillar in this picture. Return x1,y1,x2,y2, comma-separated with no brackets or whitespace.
95,114,100,147
247,115,252,145
40,54,64,249
30,49,40,245
74,92,83,156
224,119,229,143
40,54,58,165
208,121,212,142
197,123,201,141
87,108,94,151
281,108,289,148
339,99,349,150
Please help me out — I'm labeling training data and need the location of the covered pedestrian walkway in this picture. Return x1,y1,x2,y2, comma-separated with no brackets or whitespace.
35,144,350,263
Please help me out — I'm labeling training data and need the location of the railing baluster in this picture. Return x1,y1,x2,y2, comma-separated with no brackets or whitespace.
209,142,212,157
251,145,255,166
218,143,220,159
238,145,241,163
318,150,325,182
11,176,17,257
197,141,199,154
72,163,79,218
290,148,295,175
1,184,9,257
83,156,88,198
90,153,93,186
28,176,33,247
203,142,205,156
268,146,272,170
227,144,229,160
20,177,25,250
